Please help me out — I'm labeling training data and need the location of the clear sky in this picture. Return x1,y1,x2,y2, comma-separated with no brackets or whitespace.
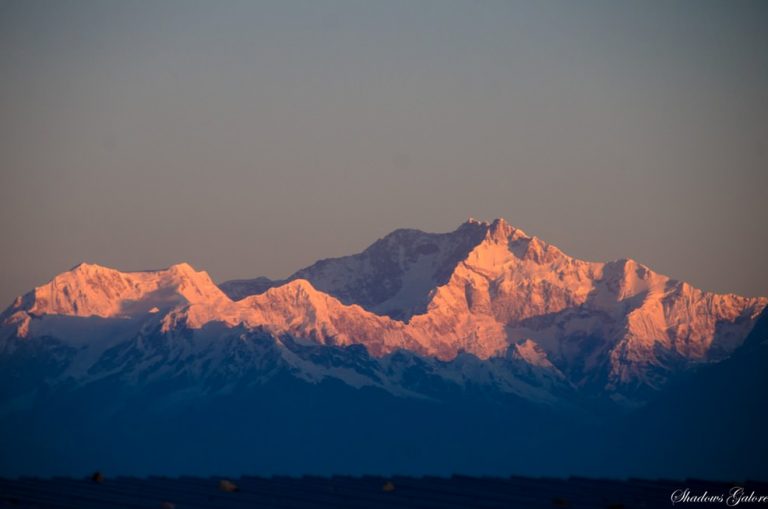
1,0,766,306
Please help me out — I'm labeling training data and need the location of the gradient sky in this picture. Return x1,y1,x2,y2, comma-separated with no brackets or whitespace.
1,0,766,306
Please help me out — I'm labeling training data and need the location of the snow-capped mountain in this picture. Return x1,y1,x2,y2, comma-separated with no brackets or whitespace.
3,218,765,400
1,218,766,477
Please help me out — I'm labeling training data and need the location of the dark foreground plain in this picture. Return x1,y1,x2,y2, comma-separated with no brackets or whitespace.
2,475,767,509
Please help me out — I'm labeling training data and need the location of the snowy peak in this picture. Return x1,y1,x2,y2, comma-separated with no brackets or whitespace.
219,218,541,320
405,219,767,394
12,262,228,321
486,217,528,243
242,279,335,323
275,220,489,320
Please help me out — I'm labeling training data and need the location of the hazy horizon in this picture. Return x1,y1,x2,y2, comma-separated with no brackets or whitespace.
1,0,767,306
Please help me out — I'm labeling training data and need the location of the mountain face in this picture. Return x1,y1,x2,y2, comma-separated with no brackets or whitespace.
1,218,765,478
222,221,489,320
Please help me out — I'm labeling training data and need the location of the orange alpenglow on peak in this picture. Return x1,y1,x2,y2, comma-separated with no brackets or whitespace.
11,261,227,320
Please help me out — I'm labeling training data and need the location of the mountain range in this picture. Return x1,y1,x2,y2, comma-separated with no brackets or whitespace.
1,218,766,479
